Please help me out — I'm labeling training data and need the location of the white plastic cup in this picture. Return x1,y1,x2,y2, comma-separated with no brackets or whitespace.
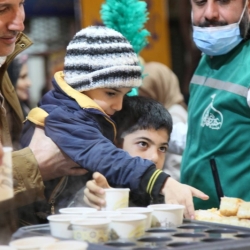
47,214,84,239
71,218,110,243
148,204,184,227
86,210,121,218
9,236,57,250
85,211,121,240
109,213,147,239
0,147,13,202
102,188,130,211
41,240,88,250
117,207,153,229
59,207,97,215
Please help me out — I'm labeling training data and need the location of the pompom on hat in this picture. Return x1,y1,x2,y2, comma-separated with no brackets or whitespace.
63,26,142,92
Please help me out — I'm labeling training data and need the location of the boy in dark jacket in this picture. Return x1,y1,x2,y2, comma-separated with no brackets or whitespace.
22,26,208,219
74,95,172,207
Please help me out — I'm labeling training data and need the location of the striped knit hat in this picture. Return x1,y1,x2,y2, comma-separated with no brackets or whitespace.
63,26,142,92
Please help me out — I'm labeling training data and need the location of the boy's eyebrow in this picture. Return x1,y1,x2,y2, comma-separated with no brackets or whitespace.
109,88,121,93
136,137,169,146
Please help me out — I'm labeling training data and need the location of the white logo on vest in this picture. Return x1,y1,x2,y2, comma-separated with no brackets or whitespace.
201,94,223,130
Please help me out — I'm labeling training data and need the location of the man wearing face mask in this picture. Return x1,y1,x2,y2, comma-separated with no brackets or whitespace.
179,0,250,209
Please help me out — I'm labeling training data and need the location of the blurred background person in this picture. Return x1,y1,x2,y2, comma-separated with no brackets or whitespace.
8,53,31,119
139,61,187,181
7,53,32,150
140,61,187,124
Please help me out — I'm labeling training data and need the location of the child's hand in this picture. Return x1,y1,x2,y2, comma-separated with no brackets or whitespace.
83,172,111,210
161,177,209,219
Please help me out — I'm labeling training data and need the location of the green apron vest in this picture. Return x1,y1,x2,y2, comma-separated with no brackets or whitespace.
181,40,250,209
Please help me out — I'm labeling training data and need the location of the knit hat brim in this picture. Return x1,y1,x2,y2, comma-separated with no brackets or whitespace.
64,65,142,92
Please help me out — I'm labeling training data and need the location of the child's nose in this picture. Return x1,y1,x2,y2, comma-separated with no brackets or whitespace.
112,99,123,111
149,150,159,165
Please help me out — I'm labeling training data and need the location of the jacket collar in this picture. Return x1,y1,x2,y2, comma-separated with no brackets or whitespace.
54,71,107,114
6,32,33,67
1,33,33,124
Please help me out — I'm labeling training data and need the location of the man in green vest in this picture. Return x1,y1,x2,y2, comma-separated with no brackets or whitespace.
181,0,250,209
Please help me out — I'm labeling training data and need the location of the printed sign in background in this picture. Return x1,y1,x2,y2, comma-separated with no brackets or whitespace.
80,0,172,68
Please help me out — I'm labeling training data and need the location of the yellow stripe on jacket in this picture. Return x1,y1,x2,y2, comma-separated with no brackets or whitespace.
146,169,163,195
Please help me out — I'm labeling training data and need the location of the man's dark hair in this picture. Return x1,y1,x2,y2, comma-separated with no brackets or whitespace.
111,95,173,145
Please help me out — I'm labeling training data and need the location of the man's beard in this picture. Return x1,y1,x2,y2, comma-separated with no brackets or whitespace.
198,20,228,27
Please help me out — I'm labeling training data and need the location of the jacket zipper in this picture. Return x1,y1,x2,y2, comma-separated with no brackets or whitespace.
48,176,68,214
209,158,224,202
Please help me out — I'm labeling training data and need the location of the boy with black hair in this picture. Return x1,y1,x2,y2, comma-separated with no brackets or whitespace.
83,95,204,209
71,95,172,208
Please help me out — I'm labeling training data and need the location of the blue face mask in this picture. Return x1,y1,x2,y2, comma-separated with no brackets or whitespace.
192,2,247,56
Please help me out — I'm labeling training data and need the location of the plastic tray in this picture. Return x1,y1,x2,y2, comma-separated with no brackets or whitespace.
11,219,250,250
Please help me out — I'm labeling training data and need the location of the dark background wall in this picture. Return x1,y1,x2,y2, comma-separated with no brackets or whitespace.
24,0,75,17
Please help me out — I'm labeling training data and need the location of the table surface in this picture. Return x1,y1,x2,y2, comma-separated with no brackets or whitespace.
11,219,250,250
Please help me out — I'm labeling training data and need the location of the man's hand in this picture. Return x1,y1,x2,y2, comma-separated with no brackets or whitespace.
161,177,209,219
83,172,110,210
29,126,88,181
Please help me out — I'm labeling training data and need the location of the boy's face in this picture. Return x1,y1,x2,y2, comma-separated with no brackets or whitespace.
121,128,169,170
83,87,132,116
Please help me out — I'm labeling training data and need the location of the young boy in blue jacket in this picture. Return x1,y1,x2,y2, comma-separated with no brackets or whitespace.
73,95,172,208
22,26,208,219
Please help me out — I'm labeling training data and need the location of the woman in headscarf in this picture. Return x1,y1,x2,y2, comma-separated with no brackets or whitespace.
8,53,31,119
139,61,187,123
7,53,31,150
